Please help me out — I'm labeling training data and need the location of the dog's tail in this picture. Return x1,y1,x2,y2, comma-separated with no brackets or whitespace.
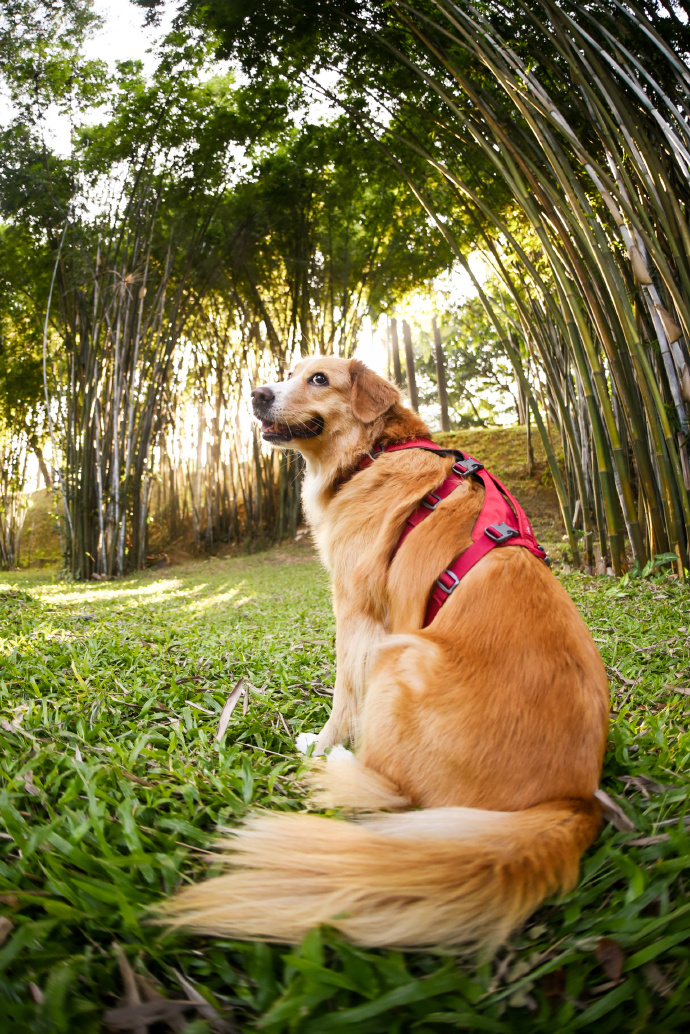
161,757,603,950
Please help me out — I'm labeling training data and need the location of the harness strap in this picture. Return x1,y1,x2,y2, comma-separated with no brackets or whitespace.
359,437,546,627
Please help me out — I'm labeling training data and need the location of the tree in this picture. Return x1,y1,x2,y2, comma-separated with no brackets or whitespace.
173,0,690,576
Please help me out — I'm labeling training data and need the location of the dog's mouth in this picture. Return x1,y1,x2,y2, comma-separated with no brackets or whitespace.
260,416,324,443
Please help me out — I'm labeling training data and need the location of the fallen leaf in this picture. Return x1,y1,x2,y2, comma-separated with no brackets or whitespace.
172,969,235,1032
594,789,636,831
28,982,44,1004
540,967,566,1002
215,679,245,743
103,1000,196,1030
115,946,146,1034
595,937,625,981
620,774,670,797
135,975,186,1033
664,684,690,696
643,962,674,998
0,917,14,946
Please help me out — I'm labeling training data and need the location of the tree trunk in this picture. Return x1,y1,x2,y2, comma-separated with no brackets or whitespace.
402,320,419,411
432,317,451,432
390,318,402,385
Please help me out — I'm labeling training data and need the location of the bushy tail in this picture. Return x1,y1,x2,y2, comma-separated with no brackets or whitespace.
162,759,602,950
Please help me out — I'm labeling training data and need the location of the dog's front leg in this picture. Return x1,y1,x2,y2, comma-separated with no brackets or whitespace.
309,610,382,755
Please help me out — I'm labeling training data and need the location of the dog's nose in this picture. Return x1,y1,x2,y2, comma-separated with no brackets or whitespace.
251,386,275,406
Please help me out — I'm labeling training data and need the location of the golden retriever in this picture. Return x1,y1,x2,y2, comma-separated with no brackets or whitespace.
164,356,609,951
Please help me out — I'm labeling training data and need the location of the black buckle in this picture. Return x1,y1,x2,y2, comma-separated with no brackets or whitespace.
452,458,484,476
484,522,519,544
368,444,386,461
436,569,460,595
421,491,443,510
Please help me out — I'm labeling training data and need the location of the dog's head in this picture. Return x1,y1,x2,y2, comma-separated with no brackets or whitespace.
251,357,400,457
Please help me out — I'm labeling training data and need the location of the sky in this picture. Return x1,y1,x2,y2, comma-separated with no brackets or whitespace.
83,0,175,73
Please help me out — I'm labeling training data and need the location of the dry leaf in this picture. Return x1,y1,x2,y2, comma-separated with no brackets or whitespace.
595,937,625,981
594,789,636,831
28,982,44,1004
172,969,235,1032
664,683,690,696
654,304,683,342
115,946,145,1034
135,975,186,1033
540,967,566,1001
643,962,674,998
620,774,669,796
23,771,40,798
681,365,690,404
0,917,14,946
103,1000,195,1030
628,244,652,283
215,679,245,743
627,833,670,846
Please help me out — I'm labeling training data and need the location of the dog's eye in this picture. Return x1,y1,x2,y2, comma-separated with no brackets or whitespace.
309,373,329,386
286,371,293,380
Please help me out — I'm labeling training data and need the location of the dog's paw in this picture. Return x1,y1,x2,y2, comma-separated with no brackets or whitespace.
295,732,320,754
327,744,355,764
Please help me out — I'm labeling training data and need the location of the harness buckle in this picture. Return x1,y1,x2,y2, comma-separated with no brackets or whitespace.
421,491,443,510
452,457,484,476
484,522,519,544
436,569,461,595
368,444,386,461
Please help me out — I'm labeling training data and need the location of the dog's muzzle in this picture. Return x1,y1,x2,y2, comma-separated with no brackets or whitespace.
251,386,324,443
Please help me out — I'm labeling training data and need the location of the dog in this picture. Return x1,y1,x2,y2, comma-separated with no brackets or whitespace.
164,356,609,950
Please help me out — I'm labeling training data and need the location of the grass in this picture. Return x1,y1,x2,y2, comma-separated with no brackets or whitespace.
0,549,688,1032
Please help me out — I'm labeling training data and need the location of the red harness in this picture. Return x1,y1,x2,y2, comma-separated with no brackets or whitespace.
358,437,547,627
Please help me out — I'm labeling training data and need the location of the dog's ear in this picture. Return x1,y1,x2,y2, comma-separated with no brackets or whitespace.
349,360,399,423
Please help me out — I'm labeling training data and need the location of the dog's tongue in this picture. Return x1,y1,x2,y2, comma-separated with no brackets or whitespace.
262,420,287,434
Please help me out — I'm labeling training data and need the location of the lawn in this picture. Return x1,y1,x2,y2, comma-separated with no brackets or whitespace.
0,549,688,1032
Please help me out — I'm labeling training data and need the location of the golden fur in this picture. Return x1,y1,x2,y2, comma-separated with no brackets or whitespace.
162,356,610,950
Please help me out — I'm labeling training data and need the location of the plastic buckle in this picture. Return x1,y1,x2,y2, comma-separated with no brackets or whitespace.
421,491,443,510
368,444,386,461
436,569,460,595
484,522,519,544
452,457,484,476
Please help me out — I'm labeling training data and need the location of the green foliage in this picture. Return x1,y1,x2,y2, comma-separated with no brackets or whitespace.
0,0,107,120
415,298,520,427
0,552,688,1030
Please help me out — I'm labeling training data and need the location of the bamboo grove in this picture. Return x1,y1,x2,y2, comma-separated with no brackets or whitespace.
3,0,690,578
397,0,690,577
329,0,690,576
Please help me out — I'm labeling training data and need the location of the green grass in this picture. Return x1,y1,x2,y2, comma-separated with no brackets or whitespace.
0,551,688,1032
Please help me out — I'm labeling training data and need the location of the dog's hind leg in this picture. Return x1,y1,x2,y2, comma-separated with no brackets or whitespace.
306,750,410,812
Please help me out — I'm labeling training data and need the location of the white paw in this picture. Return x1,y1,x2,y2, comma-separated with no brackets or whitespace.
327,744,355,764
295,732,319,754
